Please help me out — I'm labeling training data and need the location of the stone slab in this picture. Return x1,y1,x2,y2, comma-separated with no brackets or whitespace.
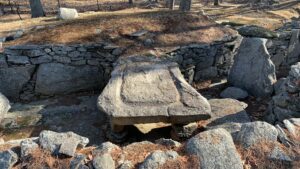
98,56,211,125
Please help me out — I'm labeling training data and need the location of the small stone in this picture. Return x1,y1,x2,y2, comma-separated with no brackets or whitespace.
68,51,81,58
0,93,10,122
236,121,278,148
30,55,52,64
194,66,218,80
130,30,148,37
20,139,39,158
59,138,80,157
26,50,44,57
155,138,181,148
0,150,18,169
93,153,115,169
139,150,178,169
112,48,123,56
39,130,89,155
71,60,86,66
119,160,133,169
283,119,298,137
70,154,86,169
220,87,248,100
92,142,120,156
87,60,100,66
44,48,52,53
7,55,30,65
53,55,71,64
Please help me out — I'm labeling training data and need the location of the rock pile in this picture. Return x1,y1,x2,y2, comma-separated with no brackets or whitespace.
266,62,300,123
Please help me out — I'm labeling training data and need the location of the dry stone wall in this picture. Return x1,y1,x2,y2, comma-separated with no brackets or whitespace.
166,36,242,83
0,43,123,101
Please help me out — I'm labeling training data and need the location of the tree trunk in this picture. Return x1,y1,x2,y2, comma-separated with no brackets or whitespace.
29,0,45,18
179,0,192,12
169,0,175,10
214,0,219,6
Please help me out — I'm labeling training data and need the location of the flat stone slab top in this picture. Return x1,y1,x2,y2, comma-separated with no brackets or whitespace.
98,56,212,125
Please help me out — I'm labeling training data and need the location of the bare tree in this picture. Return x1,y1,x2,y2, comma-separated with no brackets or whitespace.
29,0,45,18
57,0,61,8
169,0,175,10
214,0,220,6
179,0,192,11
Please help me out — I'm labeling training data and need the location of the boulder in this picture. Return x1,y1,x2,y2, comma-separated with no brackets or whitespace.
35,63,103,95
98,56,211,126
186,128,243,169
139,150,178,169
0,150,18,169
155,138,181,148
58,8,79,20
0,66,35,99
0,93,10,122
228,38,276,97
207,98,250,126
39,130,89,156
220,87,248,100
236,121,278,148
93,153,115,169
238,25,279,39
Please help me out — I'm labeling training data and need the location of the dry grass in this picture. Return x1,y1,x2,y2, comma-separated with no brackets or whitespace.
2,9,236,56
237,141,300,169
19,148,71,169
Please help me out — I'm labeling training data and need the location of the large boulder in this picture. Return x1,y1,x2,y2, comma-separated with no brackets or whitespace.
236,121,278,148
39,130,89,156
35,63,103,95
0,66,35,99
228,38,276,97
186,128,243,169
0,93,10,122
58,8,78,20
98,56,211,126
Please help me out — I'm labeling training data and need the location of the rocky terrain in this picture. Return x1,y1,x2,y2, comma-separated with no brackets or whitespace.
0,2,300,169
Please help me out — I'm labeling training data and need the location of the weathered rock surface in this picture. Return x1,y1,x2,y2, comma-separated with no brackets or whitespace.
93,153,115,169
287,29,300,64
0,93,10,122
155,138,181,148
207,98,250,127
186,128,243,169
238,25,279,39
20,139,39,158
220,87,248,100
98,56,211,125
58,8,79,20
139,150,178,169
36,63,103,95
0,66,35,99
236,121,278,148
0,150,18,169
39,130,89,156
228,38,276,97
70,154,87,169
